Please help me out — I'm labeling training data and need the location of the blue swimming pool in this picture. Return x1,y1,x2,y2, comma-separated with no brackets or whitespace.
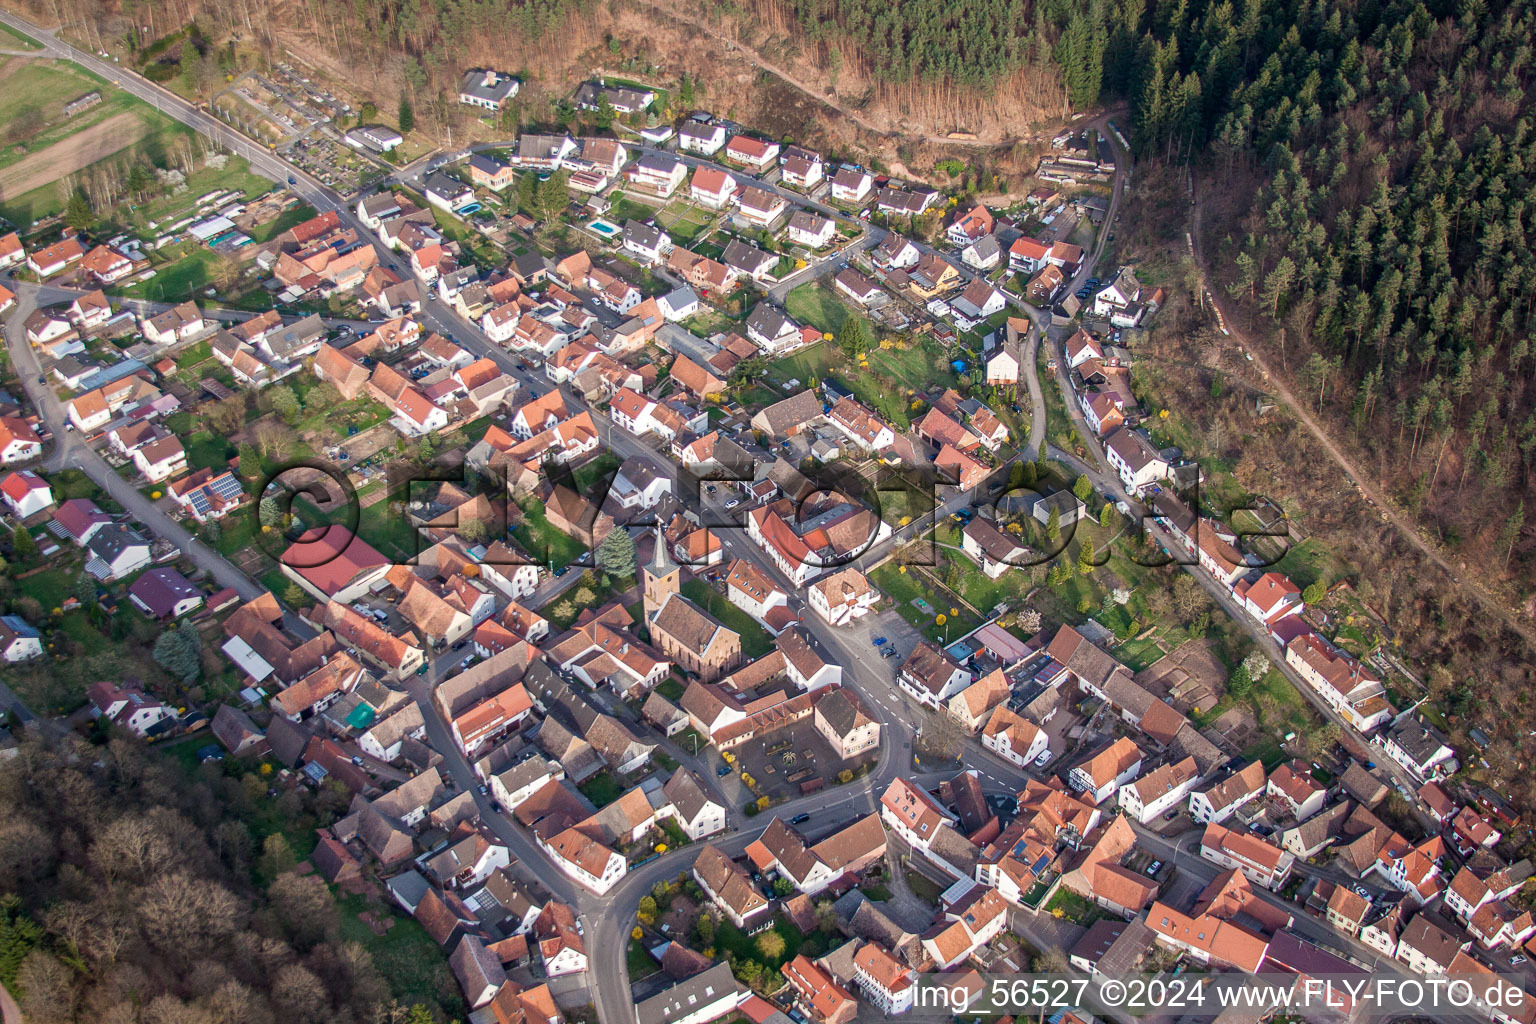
588,218,621,237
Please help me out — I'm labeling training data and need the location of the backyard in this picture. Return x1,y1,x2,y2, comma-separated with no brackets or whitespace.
681,579,775,659
784,282,849,335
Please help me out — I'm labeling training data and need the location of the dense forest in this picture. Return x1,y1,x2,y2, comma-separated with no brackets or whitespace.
0,733,457,1024
750,0,1536,580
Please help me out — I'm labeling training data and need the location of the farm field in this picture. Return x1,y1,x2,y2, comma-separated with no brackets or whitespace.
0,54,191,226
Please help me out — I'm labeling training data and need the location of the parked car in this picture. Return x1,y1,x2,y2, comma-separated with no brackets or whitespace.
350,755,365,766
1513,955,1527,966
880,647,897,658
1032,749,1054,768
872,636,887,646
717,765,732,777
1146,860,1162,877
724,499,740,510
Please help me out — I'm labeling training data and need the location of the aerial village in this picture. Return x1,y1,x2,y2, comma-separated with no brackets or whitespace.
0,57,1527,1024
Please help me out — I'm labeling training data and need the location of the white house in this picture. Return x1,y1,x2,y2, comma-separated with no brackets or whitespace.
808,567,878,626
961,234,1002,272
143,302,206,345
1093,266,1163,327
358,704,427,762
0,470,52,519
84,525,152,580
830,168,874,204
662,768,727,840
1118,757,1200,823
981,705,1048,767
951,278,1006,322
634,964,740,1024
689,166,736,209
0,615,42,662
657,286,699,322
0,417,41,465
852,943,917,1015
87,681,173,737
677,121,728,156
627,153,688,197
1104,428,1171,495
896,642,971,708
1068,737,1144,805
961,518,1027,579
787,211,835,249
736,187,788,227
622,221,673,265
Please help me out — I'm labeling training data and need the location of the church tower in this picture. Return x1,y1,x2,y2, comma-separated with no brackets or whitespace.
642,522,681,622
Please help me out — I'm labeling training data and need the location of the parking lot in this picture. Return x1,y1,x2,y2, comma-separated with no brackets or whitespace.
731,716,871,802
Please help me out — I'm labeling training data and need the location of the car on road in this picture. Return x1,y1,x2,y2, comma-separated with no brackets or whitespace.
478,784,488,795
287,176,297,185
724,499,740,510
1354,885,1372,900
552,566,568,577
351,755,365,766
35,374,44,384
872,636,887,646
790,813,811,824
716,765,732,777
1513,955,1527,966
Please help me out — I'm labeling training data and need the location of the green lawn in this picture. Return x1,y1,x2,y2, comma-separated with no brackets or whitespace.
656,678,685,701
628,938,659,980
578,771,625,808
130,155,278,229
766,342,835,388
338,892,463,1014
24,566,77,611
113,245,226,301
868,563,979,642
0,67,194,226
607,192,662,224
1267,538,1342,590
784,282,849,335
715,914,808,972
249,203,317,244
184,430,234,474
0,23,40,48
174,339,213,369
1044,887,1108,926
904,872,946,904
681,579,775,659
514,497,589,569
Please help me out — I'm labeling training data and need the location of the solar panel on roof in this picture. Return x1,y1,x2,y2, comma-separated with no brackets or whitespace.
1032,853,1052,875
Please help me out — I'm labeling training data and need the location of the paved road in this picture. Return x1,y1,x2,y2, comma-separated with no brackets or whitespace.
30,280,377,333
2,278,267,601
1,17,1435,1021
1009,126,1425,802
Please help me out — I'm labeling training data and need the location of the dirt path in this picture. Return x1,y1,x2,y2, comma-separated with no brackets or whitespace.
0,110,149,200
1189,191,1536,649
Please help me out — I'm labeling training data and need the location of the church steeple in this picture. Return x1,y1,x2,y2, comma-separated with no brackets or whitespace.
642,521,681,622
